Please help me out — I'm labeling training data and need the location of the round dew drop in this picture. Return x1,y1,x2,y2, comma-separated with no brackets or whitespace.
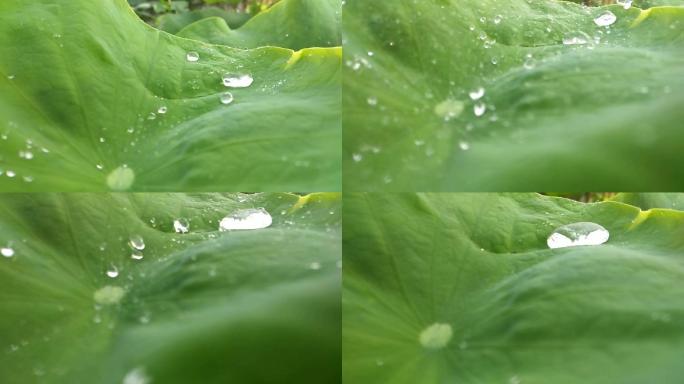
419,323,453,349
186,51,200,62
220,92,234,105
474,102,487,117
594,11,617,27
129,235,145,251
106,265,119,278
469,87,485,100
547,222,609,249
219,208,272,231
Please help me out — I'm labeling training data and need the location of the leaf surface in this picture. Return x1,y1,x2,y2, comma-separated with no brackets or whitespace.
0,192,341,383
344,193,684,383
343,0,684,191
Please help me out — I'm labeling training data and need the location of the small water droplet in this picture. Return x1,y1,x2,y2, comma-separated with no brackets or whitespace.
547,222,609,249
222,73,253,88
562,33,589,45
219,208,272,231
458,141,470,151
594,11,617,27
7,74,15,80
491,56,498,65
419,323,452,349
157,106,167,114
106,166,135,191
147,112,156,120
106,265,119,278
352,153,363,162
617,0,632,9
186,51,199,62
173,218,189,234
474,102,487,117
6,170,16,178
510,376,522,384
19,151,33,160
1,247,15,258
129,235,145,251
367,96,378,106
220,92,234,105
469,87,485,100
131,250,143,261
367,51,374,56
493,14,503,24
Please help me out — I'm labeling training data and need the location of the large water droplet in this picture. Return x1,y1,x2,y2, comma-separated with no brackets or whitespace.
547,222,609,249
1,247,14,258
434,99,464,121
222,73,253,88
594,11,617,27
219,208,272,231
419,323,452,349
129,235,145,251
106,166,135,191
186,51,199,62
173,218,189,234
157,106,167,114
219,92,234,105
93,285,125,305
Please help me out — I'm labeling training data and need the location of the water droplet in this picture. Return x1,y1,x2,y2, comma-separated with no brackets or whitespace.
96,164,104,170
473,102,487,117
106,265,119,278
19,151,33,160
367,96,378,106
617,0,632,9
493,14,503,24
469,87,485,100
93,285,125,305
352,153,363,162
547,222,609,249
220,92,234,105
147,112,156,120
157,106,167,114
129,235,145,251
131,250,143,261
7,74,15,80
219,208,272,231
123,367,150,384
222,73,253,88
594,11,617,27
510,376,522,384
106,166,135,191
173,218,189,234
309,262,321,270
6,170,16,178
523,57,535,70
1,247,15,258
419,323,452,349
434,99,464,121
186,51,199,62
458,141,470,151
562,33,589,45
491,56,499,65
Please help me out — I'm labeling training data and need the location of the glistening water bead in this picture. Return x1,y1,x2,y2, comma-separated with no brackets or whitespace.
129,235,145,251
1,247,14,258
222,73,253,88
220,92,234,105
219,208,272,231
547,222,609,249
173,218,189,233
594,11,617,27
186,51,199,62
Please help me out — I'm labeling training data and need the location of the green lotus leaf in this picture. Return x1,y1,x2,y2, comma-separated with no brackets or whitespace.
0,0,341,192
613,192,684,210
343,193,684,383
0,192,341,383
177,0,342,50
343,0,684,191
156,8,252,34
